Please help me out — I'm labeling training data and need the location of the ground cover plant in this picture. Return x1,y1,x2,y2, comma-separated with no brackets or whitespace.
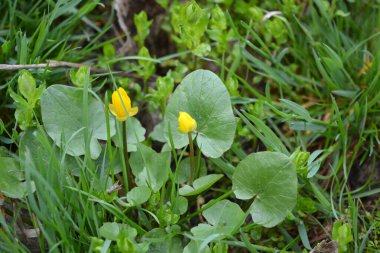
0,0,379,252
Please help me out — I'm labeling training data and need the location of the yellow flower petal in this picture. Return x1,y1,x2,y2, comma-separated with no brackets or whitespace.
116,115,127,121
178,112,197,134
109,87,138,122
109,104,117,116
129,106,138,117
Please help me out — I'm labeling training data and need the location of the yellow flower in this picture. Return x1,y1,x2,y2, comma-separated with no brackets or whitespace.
109,87,138,121
178,112,197,134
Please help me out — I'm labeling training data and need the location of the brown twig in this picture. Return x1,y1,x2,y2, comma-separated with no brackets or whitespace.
196,196,205,223
114,0,136,55
0,60,147,81
0,60,104,72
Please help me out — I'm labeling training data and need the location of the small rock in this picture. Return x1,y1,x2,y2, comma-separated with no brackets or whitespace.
310,240,338,253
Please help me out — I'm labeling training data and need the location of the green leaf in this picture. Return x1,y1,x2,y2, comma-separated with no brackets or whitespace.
289,121,326,132
69,66,90,87
171,1,208,51
19,128,50,165
149,121,166,143
176,157,206,184
0,157,29,198
117,230,138,253
165,69,236,158
331,90,357,98
127,185,151,206
232,151,297,227
280,99,312,121
112,117,146,152
137,47,155,82
183,240,211,253
130,143,171,193
1,40,11,55
203,199,245,229
155,0,168,8
75,66,89,87
156,75,174,102
191,200,245,242
18,70,36,104
142,228,183,253
99,222,137,241
133,11,152,48
237,110,289,155
99,222,121,241
179,174,223,196
192,43,211,57
9,90,34,130
332,221,353,253
40,85,115,159
103,43,116,58
173,196,188,215
19,128,81,176
209,6,227,31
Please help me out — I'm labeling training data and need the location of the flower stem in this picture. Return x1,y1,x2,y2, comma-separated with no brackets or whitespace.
123,121,134,190
188,132,195,185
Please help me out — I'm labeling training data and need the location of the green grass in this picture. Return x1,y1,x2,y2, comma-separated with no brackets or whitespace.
0,0,379,252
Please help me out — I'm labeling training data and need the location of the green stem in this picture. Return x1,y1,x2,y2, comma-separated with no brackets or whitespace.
188,132,195,185
123,121,134,190
160,99,166,114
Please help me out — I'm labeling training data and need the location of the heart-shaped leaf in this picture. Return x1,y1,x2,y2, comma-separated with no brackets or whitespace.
0,157,32,198
130,143,171,193
191,199,245,240
41,85,115,159
165,69,236,158
127,185,151,206
19,128,80,176
232,151,297,228
99,222,137,241
202,199,245,228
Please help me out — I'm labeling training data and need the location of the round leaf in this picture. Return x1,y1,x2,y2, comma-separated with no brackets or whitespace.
232,151,297,228
41,85,115,159
165,69,236,158
130,143,171,193
20,128,81,176
0,157,28,198
99,222,121,241
202,200,245,228
173,196,188,215
127,185,151,206
191,200,245,240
